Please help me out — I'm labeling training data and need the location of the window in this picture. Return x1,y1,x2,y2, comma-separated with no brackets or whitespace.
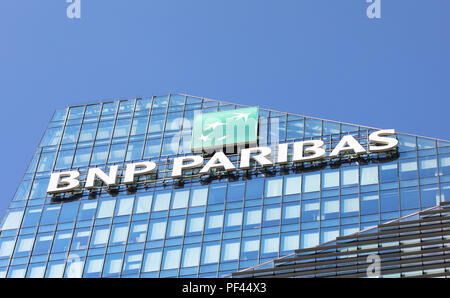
399,159,418,180
79,122,97,142
361,165,379,185
284,175,302,195
14,235,34,257
361,193,379,215
225,211,243,230
29,178,50,199
246,179,264,199
190,187,208,207
91,146,108,164
115,196,134,216
45,261,66,278
342,196,359,216
59,201,79,223
301,200,319,222
227,183,245,202
126,141,144,161
301,230,319,248
108,143,126,163
398,135,416,151
380,162,398,183
167,217,186,238
143,249,162,272
321,227,339,243
77,201,97,221
153,192,171,211
201,242,220,264
322,170,339,189
419,157,438,177
97,199,116,218
148,219,167,241
182,245,201,268
263,205,281,226
321,197,339,219
261,235,279,255
162,248,181,270
84,256,104,278
128,222,147,243
208,184,226,204
303,173,320,193
55,150,74,169
205,213,223,233
221,240,240,262
281,233,299,252
148,114,166,133
144,138,161,158
186,215,204,235
61,125,80,144
131,117,148,136
304,119,322,138
22,207,42,227
171,190,189,209
265,178,282,197
52,231,72,253
380,190,399,212
40,126,63,147
71,229,90,250
286,121,304,140
421,186,439,208
342,168,358,186
72,147,91,167
113,118,131,138
123,252,142,275
244,208,262,227
1,210,24,230
27,263,46,278
37,151,56,172
400,187,420,210
0,239,15,258
241,237,259,260
91,226,110,248
109,224,129,245
439,155,450,176
134,194,152,214
282,203,300,223
33,233,53,255
103,254,123,277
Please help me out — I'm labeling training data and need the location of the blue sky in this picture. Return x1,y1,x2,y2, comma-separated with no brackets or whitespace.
0,0,449,217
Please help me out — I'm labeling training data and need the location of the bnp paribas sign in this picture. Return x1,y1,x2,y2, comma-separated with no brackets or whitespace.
191,107,259,153
47,107,399,195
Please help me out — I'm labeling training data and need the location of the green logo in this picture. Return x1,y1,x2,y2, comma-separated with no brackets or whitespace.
191,107,259,152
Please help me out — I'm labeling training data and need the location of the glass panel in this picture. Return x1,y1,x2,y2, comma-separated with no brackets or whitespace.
134,194,153,214
153,192,171,211
322,170,339,189
302,200,319,222
361,165,379,185
182,245,201,268
148,220,167,240
303,173,320,193
190,187,208,207
162,248,181,270
143,250,162,272
342,168,358,186
265,178,282,197
284,175,301,195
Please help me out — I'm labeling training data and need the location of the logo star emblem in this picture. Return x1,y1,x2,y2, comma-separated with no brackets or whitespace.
204,121,224,131
232,112,251,122
199,134,210,142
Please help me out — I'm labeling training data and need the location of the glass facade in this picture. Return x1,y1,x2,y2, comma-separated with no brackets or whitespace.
1,94,450,278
